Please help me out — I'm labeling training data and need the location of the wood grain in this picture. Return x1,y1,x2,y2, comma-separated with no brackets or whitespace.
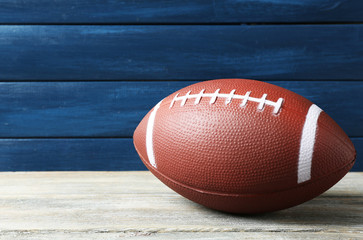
0,0,361,23
0,232,361,240
0,171,361,239
0,25,362,80
0,138,361,171
0,81,361,137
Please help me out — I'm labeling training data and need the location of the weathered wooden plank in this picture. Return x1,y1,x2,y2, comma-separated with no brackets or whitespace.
0,231,361,240
0,25,362,80
0,138,361,171
0,81,361,137
0,171,361,239
0,0,362,23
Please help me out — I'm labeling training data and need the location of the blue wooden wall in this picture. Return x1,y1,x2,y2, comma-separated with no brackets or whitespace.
0,1,362,171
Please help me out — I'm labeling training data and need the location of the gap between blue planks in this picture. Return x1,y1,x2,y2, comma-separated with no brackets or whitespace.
0,138,361,171
0,81,361,138
0,25,362,80
0,0,362,23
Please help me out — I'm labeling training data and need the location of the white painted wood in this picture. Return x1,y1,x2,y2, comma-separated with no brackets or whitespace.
0,171,361,239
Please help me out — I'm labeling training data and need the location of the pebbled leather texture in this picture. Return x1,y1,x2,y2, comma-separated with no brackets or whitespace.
133,79,356,213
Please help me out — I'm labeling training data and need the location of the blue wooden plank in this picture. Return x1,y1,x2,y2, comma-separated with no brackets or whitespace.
0,0,362,23
352,138,363,171
0,81,361,137
0,138,146,171
0,137,361,171
0,25,362,80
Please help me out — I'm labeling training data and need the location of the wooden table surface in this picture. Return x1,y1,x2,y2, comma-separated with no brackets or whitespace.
0,172,362,239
